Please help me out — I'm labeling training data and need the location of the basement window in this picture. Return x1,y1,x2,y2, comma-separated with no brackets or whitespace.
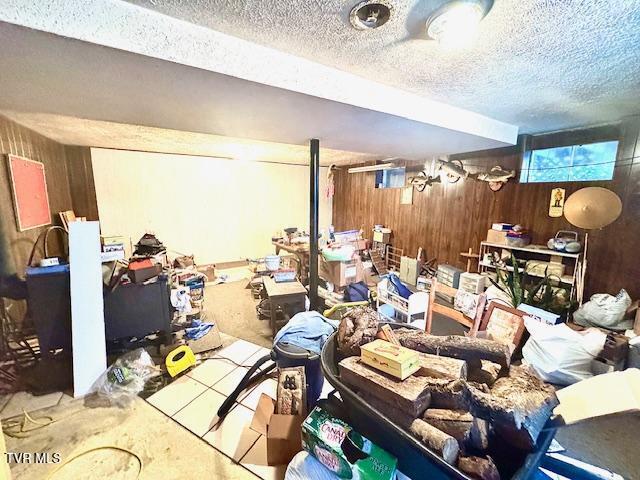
520,140,618,183
375,167,406,188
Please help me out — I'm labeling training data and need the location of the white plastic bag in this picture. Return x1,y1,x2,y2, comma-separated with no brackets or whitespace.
522,318,606,385
285,451,339,480
573,289,632,331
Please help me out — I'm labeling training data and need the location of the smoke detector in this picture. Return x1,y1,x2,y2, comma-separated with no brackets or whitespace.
350,1,392,30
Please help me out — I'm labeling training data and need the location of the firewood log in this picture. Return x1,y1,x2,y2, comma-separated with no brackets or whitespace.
339,356,432,416
415,352,468,380
465,365,558,450
423,409,489,453
395,329,511,368
410,419,459,465
467,360,503,387
337,306,378,356
458,456,501,480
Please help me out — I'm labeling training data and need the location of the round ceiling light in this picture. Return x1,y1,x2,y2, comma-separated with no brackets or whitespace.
350,1,392,30
426,0,493,48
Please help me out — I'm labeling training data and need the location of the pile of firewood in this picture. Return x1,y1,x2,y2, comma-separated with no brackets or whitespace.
337,310,558,480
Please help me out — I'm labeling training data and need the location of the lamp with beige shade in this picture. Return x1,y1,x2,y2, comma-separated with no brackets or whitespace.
564,187,623,304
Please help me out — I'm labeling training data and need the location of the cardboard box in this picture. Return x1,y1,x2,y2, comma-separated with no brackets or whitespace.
128,259,162,283
250,394,304,466
486,229,508,245
553,369,640,426
360,339,420,380
350,239,368,251
319,256,364,288
302,406,397,480
399,256,421,286
372,230,391,244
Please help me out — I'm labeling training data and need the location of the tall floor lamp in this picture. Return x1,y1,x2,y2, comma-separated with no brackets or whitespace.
563,187,623,304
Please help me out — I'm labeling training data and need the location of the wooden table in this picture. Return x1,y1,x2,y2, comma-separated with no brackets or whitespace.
262,276,307,337
272,241,309,284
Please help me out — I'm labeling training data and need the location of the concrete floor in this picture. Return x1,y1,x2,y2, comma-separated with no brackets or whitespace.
5,396,257,480
205,280,272,349
3,279,640,479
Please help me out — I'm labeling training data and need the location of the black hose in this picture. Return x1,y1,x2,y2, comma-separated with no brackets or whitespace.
217,354,275,418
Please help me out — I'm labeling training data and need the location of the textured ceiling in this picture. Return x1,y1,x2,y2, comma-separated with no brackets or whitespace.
0,112,378,166
0,18,515,161
126,0,640,133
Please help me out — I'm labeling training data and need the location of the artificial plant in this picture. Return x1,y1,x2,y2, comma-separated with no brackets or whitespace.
489,253,573,316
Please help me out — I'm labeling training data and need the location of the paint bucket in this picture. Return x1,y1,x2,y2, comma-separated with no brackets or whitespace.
265,255,280,271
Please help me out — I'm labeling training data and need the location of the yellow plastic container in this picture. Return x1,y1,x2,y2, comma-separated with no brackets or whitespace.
166,345,197,377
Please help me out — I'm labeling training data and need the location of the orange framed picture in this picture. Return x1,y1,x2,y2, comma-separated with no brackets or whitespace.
7,155,51,231
480,302,526,351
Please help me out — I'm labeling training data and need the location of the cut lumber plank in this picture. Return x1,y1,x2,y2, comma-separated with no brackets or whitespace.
458,456,501,480
415,352,467,380
395,329,511,368
423,409,489,453
466,365,558,450
339,356,431,416
410,419,459,465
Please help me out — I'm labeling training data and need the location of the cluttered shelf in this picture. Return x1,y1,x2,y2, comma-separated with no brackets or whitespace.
478,260,575,285
480,242,581,259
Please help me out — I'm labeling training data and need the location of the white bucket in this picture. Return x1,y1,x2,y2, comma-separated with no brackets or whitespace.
265,255,280,271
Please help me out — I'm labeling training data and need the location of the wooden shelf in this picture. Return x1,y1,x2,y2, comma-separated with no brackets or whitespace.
479,261,575,285
481,242,581,259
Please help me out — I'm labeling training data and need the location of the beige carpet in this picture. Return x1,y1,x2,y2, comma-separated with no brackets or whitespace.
205,281,272,349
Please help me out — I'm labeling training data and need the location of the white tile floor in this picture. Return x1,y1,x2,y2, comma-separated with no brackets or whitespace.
145,338,338,480
146,338,294,480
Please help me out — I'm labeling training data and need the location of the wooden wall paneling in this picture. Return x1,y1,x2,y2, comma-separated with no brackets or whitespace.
64,146,99,220
0,115,97,276
334,121,640,300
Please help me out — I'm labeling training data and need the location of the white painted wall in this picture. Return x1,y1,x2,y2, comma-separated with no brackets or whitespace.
91,148,332,264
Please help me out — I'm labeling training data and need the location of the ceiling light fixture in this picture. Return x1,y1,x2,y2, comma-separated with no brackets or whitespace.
350,1,393,30
348,162,396,173
426,0,493,48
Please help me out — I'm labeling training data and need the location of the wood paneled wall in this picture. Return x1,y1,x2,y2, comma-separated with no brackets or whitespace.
333,119,640,300
0,115,97,276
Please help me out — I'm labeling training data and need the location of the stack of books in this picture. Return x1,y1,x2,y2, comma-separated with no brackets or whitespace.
101,235,126,262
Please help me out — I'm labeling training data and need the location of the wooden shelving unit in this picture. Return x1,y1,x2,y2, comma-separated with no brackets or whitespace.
478,241,583,300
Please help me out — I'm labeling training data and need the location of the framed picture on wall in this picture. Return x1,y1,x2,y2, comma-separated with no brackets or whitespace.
479,302,526,351
7,154,51,231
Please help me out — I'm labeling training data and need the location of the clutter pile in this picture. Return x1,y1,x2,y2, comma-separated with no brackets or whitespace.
335,307,559,479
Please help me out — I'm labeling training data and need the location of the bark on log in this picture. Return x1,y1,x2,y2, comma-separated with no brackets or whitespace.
410,419,459,465
337,306,378,356
458,456,501,480
395,329,511,368
415,352,468,380
423,409,489,453
467,360,503,387
466,365,558,450
360,391,415,429
339,356,432,416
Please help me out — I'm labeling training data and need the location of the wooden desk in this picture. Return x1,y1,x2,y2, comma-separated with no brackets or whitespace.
272,241,309,284
263,276,307,337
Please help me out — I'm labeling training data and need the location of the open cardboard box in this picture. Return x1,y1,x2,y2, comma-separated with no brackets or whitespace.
249,393,304,466
552,368,640,426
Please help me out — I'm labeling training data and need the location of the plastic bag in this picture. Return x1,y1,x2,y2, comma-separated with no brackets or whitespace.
285,451,339,480
573,289,632,331
91,348,159,407
522,318,606,385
